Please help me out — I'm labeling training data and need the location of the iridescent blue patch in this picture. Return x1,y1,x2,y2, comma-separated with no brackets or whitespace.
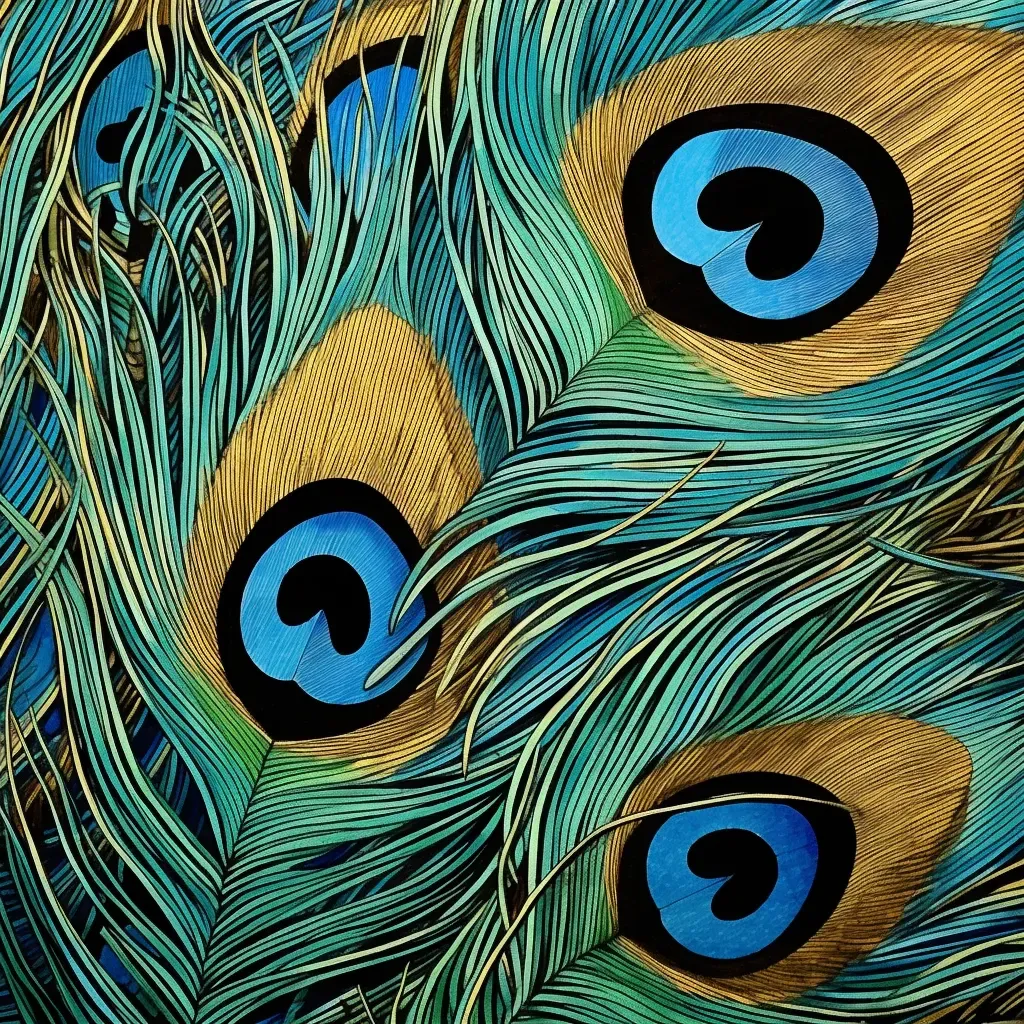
622,104,913,343
651,128,877,320
290,38,426,215
646,801,818,960
76,49,153,216
239,510,427,705
217,479,439,740
326,63,419,206
616,772,855,977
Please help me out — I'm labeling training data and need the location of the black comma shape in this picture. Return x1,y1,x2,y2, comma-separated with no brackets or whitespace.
687,828,780,921
217,478,442,741
276,555,371,656
697,167,825,281
621,104,913,344
616,771,856,978
95,107,143,164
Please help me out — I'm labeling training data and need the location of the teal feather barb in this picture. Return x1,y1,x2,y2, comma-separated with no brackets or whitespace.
1,0,1024,1022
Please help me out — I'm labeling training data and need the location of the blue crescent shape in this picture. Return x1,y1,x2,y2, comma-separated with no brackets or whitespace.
76,49,154,215
239,511,427,706
651,128,878,320
646,800,819,960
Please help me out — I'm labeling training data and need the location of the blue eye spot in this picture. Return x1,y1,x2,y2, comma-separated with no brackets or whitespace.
218,479,439,740
291,38,425,214
75,28,197,255
651,129,877,320
646,802,818,960
617,773,855,977
623,104,913,343
238,510,427,705
326,63,419,204
77,47,154,217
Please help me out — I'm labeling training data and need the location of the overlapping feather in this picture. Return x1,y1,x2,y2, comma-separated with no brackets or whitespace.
1,0,1024,1022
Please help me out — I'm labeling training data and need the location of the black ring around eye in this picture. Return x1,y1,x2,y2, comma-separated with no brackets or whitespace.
617,772,855,977
216,479,440,741
622,104,913,343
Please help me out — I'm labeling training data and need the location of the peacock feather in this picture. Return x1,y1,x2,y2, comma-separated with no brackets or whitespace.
0,0,1023,1021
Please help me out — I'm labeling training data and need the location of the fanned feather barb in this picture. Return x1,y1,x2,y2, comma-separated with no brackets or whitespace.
1,0,1024,1022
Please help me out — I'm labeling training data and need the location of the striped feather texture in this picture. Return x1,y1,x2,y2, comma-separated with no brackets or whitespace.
0,0,1023,1021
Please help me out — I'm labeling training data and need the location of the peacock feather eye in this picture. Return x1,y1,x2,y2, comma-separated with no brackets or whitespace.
607,715,973,1001
77,32,155,222
216,479,440,741
284,0,451,219
290,37,425,213
617,772,855,976
623,104,913,343
74,28,196,257
184,306,489,763
563,22,1024,394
